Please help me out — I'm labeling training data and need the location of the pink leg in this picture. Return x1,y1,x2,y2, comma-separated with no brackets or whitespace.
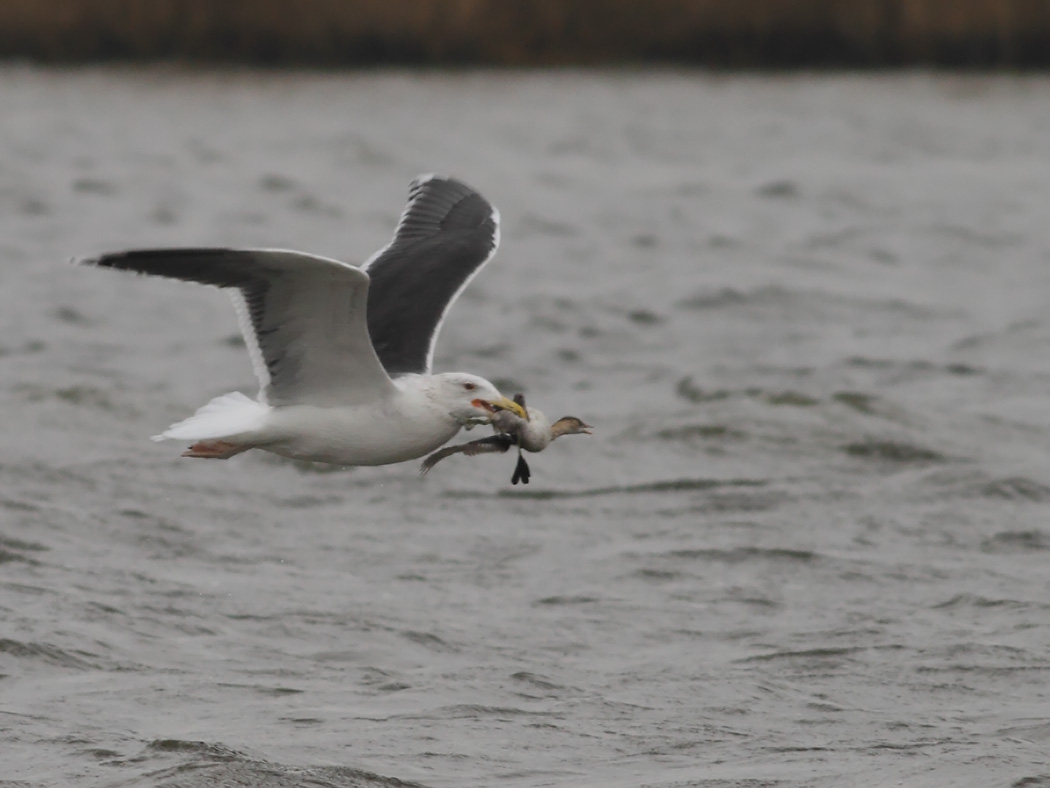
182,440,249,459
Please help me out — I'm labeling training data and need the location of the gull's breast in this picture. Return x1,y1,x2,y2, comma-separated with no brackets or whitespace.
260,401,460,466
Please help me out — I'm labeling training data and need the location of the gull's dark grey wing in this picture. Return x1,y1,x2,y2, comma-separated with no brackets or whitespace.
75,248,395,407
419,434,515,476
363,174,499,376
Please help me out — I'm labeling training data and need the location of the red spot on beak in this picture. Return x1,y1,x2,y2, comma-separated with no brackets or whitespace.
472,398,497,413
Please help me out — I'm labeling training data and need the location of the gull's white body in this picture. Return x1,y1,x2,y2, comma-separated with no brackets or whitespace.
159,376,478,466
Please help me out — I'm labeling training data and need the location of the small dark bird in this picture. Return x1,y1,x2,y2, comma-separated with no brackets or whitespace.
420,394,592,484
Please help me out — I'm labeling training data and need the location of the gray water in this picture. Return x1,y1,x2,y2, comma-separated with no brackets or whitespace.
2,68,1050,788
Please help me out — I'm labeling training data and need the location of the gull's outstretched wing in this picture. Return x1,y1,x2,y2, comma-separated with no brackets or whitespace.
363,174,500,376
75,248,395,407
419,434,515,476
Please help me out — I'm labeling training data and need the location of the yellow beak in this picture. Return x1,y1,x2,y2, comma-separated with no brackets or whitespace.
473,396,528,420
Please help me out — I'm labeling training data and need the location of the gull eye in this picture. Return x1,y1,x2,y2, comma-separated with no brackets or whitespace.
463,382,477,392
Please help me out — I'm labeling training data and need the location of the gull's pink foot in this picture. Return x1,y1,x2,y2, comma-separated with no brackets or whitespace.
182,440,248,459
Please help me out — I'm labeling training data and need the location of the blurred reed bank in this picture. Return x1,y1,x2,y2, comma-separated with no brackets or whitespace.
2,0,1048,67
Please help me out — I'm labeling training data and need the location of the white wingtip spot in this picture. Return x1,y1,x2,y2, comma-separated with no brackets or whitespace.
412,172,441,187
490,206,502,239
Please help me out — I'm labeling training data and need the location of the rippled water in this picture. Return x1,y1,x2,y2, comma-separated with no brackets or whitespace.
3,68,1050,787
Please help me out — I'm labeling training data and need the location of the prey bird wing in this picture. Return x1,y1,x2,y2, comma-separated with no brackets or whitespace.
363,174,500,376
75,248,395,407
419,434,516,476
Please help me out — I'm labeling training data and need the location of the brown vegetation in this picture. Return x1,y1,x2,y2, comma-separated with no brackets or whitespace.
2,0,1048,66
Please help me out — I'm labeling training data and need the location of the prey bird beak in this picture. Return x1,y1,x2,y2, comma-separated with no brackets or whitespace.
472,396,528,420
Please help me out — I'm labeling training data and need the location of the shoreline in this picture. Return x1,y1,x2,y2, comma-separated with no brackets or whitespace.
2,0,1048,68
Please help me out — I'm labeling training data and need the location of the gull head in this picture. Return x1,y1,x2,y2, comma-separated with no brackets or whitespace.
428,372,526,427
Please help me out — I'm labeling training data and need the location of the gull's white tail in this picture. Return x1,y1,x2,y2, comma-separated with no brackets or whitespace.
153,392,269,443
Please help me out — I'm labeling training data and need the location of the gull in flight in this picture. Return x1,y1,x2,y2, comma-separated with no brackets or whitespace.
76,174,526,467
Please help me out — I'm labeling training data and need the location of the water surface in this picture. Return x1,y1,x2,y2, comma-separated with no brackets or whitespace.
2,69,1050,787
